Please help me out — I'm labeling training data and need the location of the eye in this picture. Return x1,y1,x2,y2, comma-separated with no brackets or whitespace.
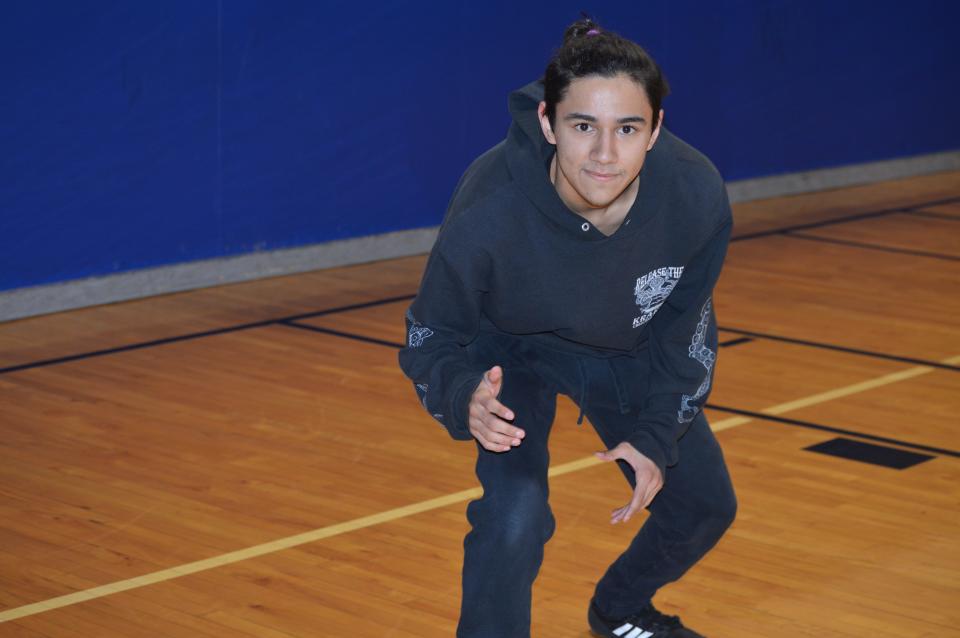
575,122,593,132
620,125,636,134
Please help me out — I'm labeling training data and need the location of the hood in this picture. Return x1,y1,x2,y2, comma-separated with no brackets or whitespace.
504,80,662,242
507,80,553,164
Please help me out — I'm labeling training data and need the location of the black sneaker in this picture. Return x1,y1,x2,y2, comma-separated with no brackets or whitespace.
588,598,706,638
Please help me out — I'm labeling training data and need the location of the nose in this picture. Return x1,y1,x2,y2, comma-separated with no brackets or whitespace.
591,129,617,164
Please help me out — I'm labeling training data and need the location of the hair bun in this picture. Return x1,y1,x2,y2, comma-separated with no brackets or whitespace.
563,18,600,43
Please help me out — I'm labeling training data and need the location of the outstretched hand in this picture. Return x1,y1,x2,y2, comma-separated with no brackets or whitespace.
468,366,525,452
595,442,663,524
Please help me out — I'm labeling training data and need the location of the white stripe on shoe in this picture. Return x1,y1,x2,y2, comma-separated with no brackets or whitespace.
612,621,655,638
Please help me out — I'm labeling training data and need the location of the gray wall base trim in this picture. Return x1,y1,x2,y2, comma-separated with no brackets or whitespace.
0,227,439,322
725,149,960,202
2,149,957,323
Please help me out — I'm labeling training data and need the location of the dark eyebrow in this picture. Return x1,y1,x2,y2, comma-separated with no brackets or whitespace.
563,112,647,124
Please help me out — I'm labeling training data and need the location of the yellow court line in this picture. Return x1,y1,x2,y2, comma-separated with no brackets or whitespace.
1,354,956,623
763,365,935,414
710,415,754,432
716,353,959,427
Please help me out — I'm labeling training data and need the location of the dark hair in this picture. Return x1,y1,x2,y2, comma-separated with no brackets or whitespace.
543,18,669,131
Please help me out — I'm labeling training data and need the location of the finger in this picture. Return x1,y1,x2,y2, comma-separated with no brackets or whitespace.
471,427,510,453
469,397,513,423
480,428,519,448
625,479,661,518
467,407,520,445
596,450,641,476
595,447,632,466
484,417,525,443
475,416,522,447
620,488,646,523
609,496,641,525
611,504,631,525
482,396,516,422
483,365,503,392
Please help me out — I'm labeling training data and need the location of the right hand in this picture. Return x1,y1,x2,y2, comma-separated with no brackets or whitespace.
468,365,525,452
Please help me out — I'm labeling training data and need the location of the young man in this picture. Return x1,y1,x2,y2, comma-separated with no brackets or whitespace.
399,18,736,638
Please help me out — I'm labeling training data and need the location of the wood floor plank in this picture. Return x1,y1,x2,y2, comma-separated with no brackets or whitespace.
917,201,960,218
795,212,960,258
779,368,960,452
729,170,960,238
295,300,409,346
717,236,960,361
0,257,424,369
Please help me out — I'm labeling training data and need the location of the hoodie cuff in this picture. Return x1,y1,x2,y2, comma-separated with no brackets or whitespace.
446,370,486,441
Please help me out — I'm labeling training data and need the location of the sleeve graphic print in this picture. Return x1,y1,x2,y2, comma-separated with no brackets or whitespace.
678,298,716,423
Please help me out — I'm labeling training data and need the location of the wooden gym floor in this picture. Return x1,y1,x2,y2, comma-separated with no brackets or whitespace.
1,171,958,637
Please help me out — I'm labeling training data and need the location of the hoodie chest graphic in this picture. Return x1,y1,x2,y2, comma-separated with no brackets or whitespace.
632,266,684,328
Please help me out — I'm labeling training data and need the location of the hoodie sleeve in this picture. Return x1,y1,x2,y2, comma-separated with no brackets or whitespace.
398,236,491,441
627,193,732,477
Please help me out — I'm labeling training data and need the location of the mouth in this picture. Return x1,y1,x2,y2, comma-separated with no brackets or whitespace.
584,169,619,182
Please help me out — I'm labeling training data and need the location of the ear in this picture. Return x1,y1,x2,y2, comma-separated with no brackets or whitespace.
537,101,557,145
647,108,664,151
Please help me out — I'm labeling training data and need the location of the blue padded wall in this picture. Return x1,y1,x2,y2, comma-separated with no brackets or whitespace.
2,1,958,292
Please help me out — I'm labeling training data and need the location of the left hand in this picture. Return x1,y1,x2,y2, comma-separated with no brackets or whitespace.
595,442,664,524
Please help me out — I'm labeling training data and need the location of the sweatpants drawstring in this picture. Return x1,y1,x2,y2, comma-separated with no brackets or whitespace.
576,358,587,425
575,358,631,423
608,359,631,415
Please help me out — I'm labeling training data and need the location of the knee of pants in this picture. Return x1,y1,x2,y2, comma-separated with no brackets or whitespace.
695,485,737,540
496,366,556,425
658,478,737,543
467,479,556,550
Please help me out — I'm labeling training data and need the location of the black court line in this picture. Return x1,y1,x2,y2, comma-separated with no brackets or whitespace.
717,326,960,372
259,322,960,460
282,329,756,351
5,293,955,375
706,404,959,459
784,231,960,262
294,322,957,376
280,321,406,349
0,294,415,376
903,209,960,222
0,318,281,375
278,325,959,462
269,323,960,461
730,195,960,242
718,336,754,348
276,293,415,323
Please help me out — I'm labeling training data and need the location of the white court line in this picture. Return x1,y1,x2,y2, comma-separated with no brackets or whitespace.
1,353,957,623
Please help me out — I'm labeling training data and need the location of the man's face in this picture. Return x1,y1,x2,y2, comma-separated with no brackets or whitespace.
538,74,662,214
